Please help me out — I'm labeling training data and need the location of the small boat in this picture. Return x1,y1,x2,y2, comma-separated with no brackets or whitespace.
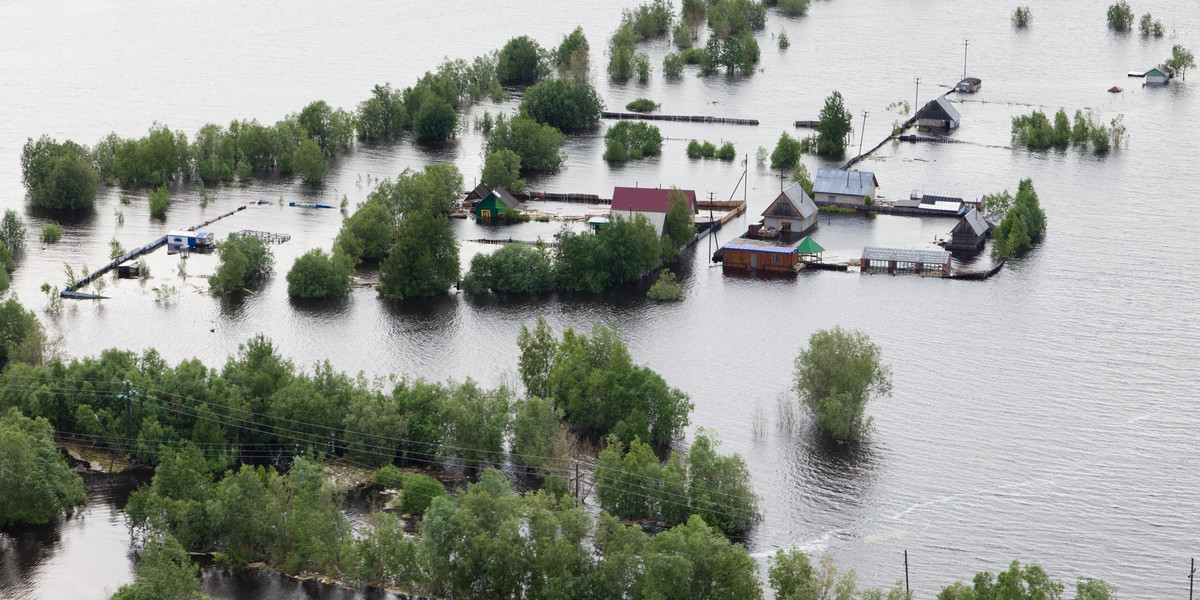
1108,86,1123,93
254,199,272,205
288,202,336,209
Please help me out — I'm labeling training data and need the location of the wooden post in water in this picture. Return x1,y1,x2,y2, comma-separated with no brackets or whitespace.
859,111,869,158
1189,557,1194,600
904,550,910,595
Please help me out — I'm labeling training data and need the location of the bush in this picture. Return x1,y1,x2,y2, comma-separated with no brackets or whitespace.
497,36,547,85
485,114,566,172
0,408,86,526
1107,1,1133,30
662,189,696,257
335,200,394,264
1012,6,1032,27
399,473,445,517
634,53,652,82
716,141,736,160
663,52,684,78
793,327,892,443
413,97,458,142
1,210,27,250
287,248,352,299
777,0,811,17
778,30,790,49
686,139,704,158
463,243,553,294
41,222,62,243
292,138,326,184
673,21,693,49
555,27,590,83
626,98,659,113
20,135,98,210
374,464,405,488
520,79,603,132
209,233,274,294
771,132,803,169
148,185,171,218
647,270,684,300
603,121,663,162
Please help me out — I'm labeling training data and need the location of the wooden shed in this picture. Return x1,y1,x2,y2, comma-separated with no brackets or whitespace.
956,77,981,93
475,187,527,223
721,238,800,274
915,96,961,129
1144,66,1171,85
945,208,991,252
761,182,819,235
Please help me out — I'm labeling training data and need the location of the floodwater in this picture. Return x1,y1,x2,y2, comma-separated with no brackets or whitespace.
2,0,1199,598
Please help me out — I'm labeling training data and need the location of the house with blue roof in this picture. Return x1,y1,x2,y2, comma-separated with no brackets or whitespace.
812,169,879,207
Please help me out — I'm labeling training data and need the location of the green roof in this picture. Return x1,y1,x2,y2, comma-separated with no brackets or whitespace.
796,236,825,254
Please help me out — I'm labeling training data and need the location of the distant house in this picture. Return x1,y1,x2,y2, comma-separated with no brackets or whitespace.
1144,66,1172,85
610,187,697,235
945,208,991,252
464,183,491,207
915,96,961,129
721,237,800,274
475,188,527,223
956,77,981,93
761,182,819,235
812,169,879,207
166,230,215,251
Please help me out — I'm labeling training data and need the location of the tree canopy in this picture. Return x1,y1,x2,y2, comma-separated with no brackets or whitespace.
520,79,604,132
379,209,459,299
0,408,86,526
485,113,565,172
793,326,892,442
20,135,99,210
497,36,548,85
286,248,352,299
816,91,853,156
991,178,1047,259
481,149,526,192
208,233,274,294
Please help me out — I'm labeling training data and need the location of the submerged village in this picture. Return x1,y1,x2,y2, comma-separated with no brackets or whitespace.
2,1,1198,599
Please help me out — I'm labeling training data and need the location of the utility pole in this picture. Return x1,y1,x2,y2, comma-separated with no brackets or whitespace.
708,191,716,261
914,77,921,113
962,39,970,81
1189,557,1195,600
904,550,910,595
858,111,869,157
779,167,786,192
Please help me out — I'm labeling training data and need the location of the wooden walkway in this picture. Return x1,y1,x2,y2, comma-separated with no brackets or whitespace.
602,112,758,126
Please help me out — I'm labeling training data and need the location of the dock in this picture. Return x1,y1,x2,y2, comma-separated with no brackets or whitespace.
601,112,758,126
512,191,608,204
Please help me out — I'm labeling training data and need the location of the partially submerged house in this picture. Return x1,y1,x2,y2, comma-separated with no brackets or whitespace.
956,77,981,93
475,187,526,223
1144,65,1171,85
813,169,879,207
166,230,215,251
761,182,819,235
721,237,800,274
610,187,697,235
860,247,951,275
464,183,491,208
915,96,961,129
945,208,991,252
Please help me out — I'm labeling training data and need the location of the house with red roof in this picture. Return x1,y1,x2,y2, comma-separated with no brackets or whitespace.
609,187,696,235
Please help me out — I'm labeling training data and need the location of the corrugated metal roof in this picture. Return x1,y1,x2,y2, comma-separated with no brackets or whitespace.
491,188,527,211
916,96,961,123
958,208,990,236
722,237,801,255
813,169,878,197
612,187,697,213
861,247,951,263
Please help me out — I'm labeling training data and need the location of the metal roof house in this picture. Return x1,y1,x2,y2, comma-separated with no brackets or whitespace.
761,182,819,235
956,77,981,93
1144,66,1172,85
721,237,801,274
812,169,879,207
860,247,951,275
464,183,491,207
915,96,961,129
475,187,527,223
610,187,697,235
166,230,215,251
945,208,991,252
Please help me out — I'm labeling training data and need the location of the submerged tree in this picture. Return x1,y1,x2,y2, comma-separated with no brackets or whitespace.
816,91,853,156
793,327,892,442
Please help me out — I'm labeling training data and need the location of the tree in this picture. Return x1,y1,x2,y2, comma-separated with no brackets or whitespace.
368,163,464,217
647,269,684,300
1,209,26,250
1106,1,1133,30
771,131,803,169
399,472,445,516
793,326,892,442
335,200,395,263
148,185,171,218
486,114,566,172
0,408,86,526
441,379,511,466
297,100,356,154
770,550,858,600
20,135,98,210
482,149,526,192
498,36,547,85
816,91,853,156
520,79,604,132
991,178,1047,259
378,210,459,299
292,138,326,184
209,233,274,294
1012,6,1031,27
686,434,759,534
511,395,567,473
556,27,591,83
969,561,1064,600
413,97,458,142
791,163,814,196
356,83,408,139
1164,45,1195,80
486,242,554,294
286,248,352,298
109,535,210,600
0,297,47,367
662,189,696,260
640,514,763,600
603,121,663,162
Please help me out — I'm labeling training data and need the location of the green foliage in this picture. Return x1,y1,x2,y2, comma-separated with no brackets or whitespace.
639,514,764,600
662,189,696,260
603,121,663,162
335,200,394,264
647,269,684,301
777,0,810,16
1106,1,1133,30
968,560,1065,600
208,233,274,294
498,36,548,85
555,27,591,83
517,320,693,444
511,395,567,473
486,113,566,172
1012,6,1032,27
2,210,27,250
286,248,352,299
297,100,356,155
595,437,678,521
482,149,526,193
771,131,804,169
366,163,463,218
109,237,126,260
634,52,652,82
770,550,859,600
0,408,86,526
991,178,1047,260
520,79,604,132
663,52,685,77
673,21,693,49
984,190,1014,220
400,472,445,516
817,91,853,156
0,298,48,366
626,98,659,113
20,135,98,210
778,30,790,49
378,209,459,299
441,379,511,466
1074,577,1116,600
292,138,327,184
716,141,736,160
41,222,62,244
463,243,554,295
413,97,458,143
1011,110,1055,149
554,214,662,292
145,185,168,218
790,163,814,196
793,326,892,443
707,0,767,38
356,83,408,139
1165,44,1195,80
109,535,210,600
373,464,405,488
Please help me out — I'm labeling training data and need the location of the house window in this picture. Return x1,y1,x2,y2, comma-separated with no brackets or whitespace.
772,254,778,264
828,195,835,203
781,222,791,231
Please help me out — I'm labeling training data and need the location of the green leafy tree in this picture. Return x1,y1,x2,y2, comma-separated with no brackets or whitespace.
517,317,558,399
663,52,685,77
335,200,395,263
378,210,459,299
1,210,27,251
556,26,591,83
970,560,1064,600
486,113,566,172
991,178,1047,259
791,163,814,196
208,233,274,294
20,135,98,210
441,379,511,466
647,269,684,300
0,297,48,367
356,83,408,139
297,100,356,154
520,79,604,132
816,91,853,156
686,433,759,534
400,472,446,516
148,185,170,218
778,0,811,16
413,96,458,142
292,138,327,184
640,514,763,600
770,550,858,600
0,408,86,526
109,535,210,600
662,189,696,260
190,123,236,184
1164,44,1195,80
603,121,664,162
1012,6,1032,27
1106,1,1133,30
498,36,547,85
771,131,804,168
286,248,352,298
482,149,526,192
793,326,892,442
511,395,567,473
368,163,464,217
487,242,554,294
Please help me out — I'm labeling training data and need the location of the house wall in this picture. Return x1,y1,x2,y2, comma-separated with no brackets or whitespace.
475,198,507,219
1147,75,1169,84
610,210,667,235
763,214,817,234
816,190,874,207
722,248,797,273
918,117,958,129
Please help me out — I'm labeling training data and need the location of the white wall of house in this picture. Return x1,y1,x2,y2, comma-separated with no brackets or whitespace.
610,209,667,235
764,214,817,233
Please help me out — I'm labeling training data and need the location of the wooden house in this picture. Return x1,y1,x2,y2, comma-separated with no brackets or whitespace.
610,187,696,235
761,182,819,235
1144,66,1171,85
956,77,981,93
945,208,991,252
474,187,526,223
813,169,879,207
721,237,800,274
915,96,961,129
464,183,491,208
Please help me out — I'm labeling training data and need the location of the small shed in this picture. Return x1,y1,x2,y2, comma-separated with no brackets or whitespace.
813,169,879,207
915,96,961,129
588,216,609,233
611,187,697,235
860,247,951,275
761,182,819,235
945,208,991,252
956,77,981,93
464,183,491,207
796,236,825,262
1144,66,1171,85
475,187,527,223
166,230,215,250
721,237,800,274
